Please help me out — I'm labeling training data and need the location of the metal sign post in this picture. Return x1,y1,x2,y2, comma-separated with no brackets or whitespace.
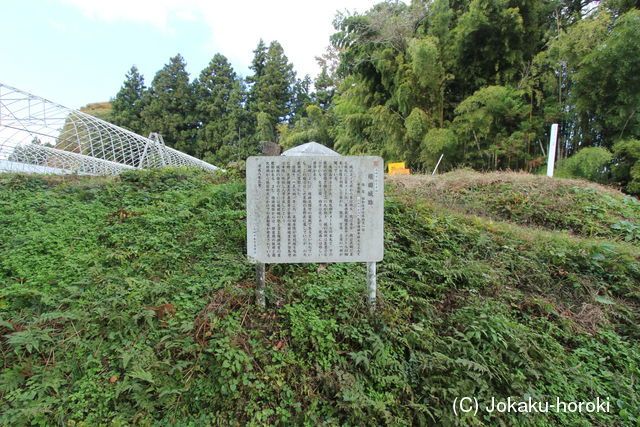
256,262,266,308
367,262,377,309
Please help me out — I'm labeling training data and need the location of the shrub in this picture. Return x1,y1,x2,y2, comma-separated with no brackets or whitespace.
612,139,640,195
556,146,613,183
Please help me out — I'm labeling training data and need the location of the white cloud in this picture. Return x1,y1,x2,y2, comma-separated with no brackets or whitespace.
59,0,379,78
49,20,65,31
60,0,198,29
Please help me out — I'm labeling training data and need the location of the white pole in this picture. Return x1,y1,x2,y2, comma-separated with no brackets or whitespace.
547,123,558,177
432,154,444,176
366,262,376,310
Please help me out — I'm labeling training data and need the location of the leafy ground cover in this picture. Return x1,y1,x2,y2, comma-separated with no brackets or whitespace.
1,168,639,425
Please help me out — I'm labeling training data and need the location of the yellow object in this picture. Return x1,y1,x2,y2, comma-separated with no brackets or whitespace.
388,162,405,173
389,168,410,176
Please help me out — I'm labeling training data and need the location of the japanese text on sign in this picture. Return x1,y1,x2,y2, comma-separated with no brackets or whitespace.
246,156,384,263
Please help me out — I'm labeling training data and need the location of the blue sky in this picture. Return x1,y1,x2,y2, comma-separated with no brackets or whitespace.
1,0,379,110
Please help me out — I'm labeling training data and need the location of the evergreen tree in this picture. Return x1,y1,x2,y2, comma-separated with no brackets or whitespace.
141,54,197,154
256,112,276,143
246,39,268,117
314,65,336,111
532,9,606,155
290,75,312,123
247,39,268,86
194,54,254,164
260,40,295,122
102,0,640,187
247,40,296,140
110,66,147,135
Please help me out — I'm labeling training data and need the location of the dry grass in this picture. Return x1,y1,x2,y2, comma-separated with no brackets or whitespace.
385,169,640,241
518,294,611,335
386,169,625,195
573,303,610,333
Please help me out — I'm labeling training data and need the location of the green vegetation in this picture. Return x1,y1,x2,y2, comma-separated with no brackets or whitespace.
109,66,145,136
328,3,640,182
98,2,640,194
612,139,640,195
107,40,305,165
1,168,639,425
390,171,640,241
79,102,113,122
195,54,251,165
141,55,198,156
555,147,613,184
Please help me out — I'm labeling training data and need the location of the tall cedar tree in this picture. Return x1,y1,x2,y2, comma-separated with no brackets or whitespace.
247,40,296,140
110,66,147,135
290,75,313,123
141,54,197,155
194,54,253,164
314,65,335,111
247,39,268,87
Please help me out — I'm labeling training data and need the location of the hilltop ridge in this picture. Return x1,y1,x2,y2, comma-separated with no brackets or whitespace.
389,170,640,241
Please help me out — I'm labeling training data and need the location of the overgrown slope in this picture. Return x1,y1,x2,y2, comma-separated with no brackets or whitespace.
389,170,640,241
1,169,639,425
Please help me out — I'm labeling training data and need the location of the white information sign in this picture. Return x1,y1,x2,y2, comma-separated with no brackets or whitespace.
247,156,384,264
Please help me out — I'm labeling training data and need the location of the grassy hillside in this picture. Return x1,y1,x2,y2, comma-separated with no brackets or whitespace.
389,170,640,241
79,102,113,121
1,168,639,425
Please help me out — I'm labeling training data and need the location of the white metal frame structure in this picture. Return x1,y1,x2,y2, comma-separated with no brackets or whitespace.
0,83,220,175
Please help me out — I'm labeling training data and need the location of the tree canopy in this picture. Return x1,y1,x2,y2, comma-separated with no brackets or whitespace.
141,54,197,155
110,66,146,135
193,54,252,164
103,1,640,193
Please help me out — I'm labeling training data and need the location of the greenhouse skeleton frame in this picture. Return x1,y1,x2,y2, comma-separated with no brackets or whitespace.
0,83,220,175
